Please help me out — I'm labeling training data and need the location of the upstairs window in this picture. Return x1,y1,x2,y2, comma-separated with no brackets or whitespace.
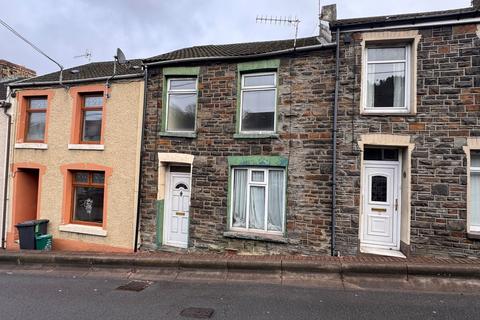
363,45,411,113
240,72,276,132
81,94,103,143
166,78,197,132
470,151,480,233
25,97,48,142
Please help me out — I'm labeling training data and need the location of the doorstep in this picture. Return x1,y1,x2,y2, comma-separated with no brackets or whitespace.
360,246,406,259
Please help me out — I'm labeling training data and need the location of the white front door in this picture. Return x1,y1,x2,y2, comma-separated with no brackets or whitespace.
361,162,400,250
164,172,191,248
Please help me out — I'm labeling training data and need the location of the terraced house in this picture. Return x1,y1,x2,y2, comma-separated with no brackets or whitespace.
138,1,480,259
5,61,145,252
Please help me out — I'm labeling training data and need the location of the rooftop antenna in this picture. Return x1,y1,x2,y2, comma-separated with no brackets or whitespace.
73,49,92,62
0,17,66,88
256,15,301,49
105,48,128,98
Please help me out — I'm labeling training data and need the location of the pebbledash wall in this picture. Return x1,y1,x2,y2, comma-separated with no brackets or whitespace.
335,23,480,258
6,80,144,252
139,49,336,255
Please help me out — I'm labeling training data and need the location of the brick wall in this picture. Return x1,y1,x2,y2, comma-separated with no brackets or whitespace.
140,50,336,255
0,60,35,80
335,24,480,258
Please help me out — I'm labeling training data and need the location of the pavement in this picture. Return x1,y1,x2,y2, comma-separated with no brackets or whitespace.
0,270,479,320
1,250,480,294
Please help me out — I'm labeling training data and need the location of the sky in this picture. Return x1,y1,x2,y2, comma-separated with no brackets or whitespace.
0,0,473,76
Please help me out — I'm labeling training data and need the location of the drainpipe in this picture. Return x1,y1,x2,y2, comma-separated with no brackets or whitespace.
0,99,12,249
331,28,340,256
133,65,148,252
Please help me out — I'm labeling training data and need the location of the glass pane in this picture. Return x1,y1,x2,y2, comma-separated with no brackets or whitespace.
251,171,264,182
383,149,399,161
175,183,188,190
371,176,388,202
249,186,265,230
73,186,104,223
471,152,480,167
29,98,47,109
364,148,382,161
368,47,405,61
472,172,480,227
92,172,105,184
26,112,46,141
167,93,196,131
268,170,284,231
244,74,275,87
170,165,191,173
232,169,248,228
367,63,405,108
241,90,275,131
84,95,103,107
169,79,196,90
74,172,89,183
82,110,102,141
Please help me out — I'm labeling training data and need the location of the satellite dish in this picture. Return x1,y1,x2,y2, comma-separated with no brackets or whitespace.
116,48,127,64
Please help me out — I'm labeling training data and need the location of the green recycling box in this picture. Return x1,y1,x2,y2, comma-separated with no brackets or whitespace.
35,234,52,251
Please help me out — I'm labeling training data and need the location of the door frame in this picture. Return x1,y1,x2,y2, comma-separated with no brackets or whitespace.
163,167,191,248
360,157,402,251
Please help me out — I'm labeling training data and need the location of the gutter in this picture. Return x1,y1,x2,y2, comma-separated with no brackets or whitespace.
133,65,148,252
331,28,340,257
332,16,480,33
144,43,336,67
0,98,12,248
9,73,144,88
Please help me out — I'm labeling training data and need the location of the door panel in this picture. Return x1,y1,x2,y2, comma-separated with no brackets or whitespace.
362,163,400,249
165,173,191,248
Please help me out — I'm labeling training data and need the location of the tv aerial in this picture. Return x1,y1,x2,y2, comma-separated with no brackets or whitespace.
256,15,301,49
73,49,92,62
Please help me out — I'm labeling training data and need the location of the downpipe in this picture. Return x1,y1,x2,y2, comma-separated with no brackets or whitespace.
331,28,340,256
0,99,12,249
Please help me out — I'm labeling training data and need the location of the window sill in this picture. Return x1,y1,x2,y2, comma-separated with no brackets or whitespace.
223,231,287,243
159,132,197,138
360,109,415,116
15,143,48,150
467,232,480,240
68,144,104,151
59,224,107,237
233,133,279,139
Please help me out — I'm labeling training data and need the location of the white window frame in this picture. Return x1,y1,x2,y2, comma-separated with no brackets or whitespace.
165,77,198,132
362,44,411,114
230,167,286,235
470,151,480,233
239,72,277,134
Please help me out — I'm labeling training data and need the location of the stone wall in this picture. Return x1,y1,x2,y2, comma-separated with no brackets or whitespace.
0,60,35,80
140,50,336,255
335,24,480,258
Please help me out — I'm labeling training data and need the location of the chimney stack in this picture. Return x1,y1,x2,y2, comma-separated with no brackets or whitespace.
319,4,337,43
473,0,480,8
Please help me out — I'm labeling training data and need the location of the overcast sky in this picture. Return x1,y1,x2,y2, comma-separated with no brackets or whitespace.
0,0,472,76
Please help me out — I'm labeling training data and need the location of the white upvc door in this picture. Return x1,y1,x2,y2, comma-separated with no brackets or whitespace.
361,162,401,250
164,172,191,248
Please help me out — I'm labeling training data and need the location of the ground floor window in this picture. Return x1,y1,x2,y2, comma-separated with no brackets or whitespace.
231,167,285,233
71,171,105,225
470,151,480,232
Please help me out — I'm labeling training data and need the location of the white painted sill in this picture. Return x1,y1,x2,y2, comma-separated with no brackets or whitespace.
361,107,414,116
68,144,104,151
15,143,48,150
59,224,107,237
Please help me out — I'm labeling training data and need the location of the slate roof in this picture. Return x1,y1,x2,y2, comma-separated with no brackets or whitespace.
144,36,327,63
12,59,143,87
331,6,480,29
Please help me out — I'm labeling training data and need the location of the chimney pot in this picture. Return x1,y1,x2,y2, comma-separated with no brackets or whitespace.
321,4,337,22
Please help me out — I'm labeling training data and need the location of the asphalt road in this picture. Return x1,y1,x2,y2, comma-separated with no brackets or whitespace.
0,270,478,320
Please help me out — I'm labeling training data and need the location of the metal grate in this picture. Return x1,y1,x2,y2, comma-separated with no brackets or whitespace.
180,307,215,319
116,280,152,292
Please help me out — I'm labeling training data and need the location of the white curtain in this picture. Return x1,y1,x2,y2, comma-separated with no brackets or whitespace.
472,172,480,227
393,63,405,107
232,169,247,228
268,170,284,231
249,186,265,230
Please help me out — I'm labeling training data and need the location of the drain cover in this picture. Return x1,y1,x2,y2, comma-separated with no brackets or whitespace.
180,307,214,319
116,280,152,292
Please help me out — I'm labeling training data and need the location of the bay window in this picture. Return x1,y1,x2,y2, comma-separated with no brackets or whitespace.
231,167,285,233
